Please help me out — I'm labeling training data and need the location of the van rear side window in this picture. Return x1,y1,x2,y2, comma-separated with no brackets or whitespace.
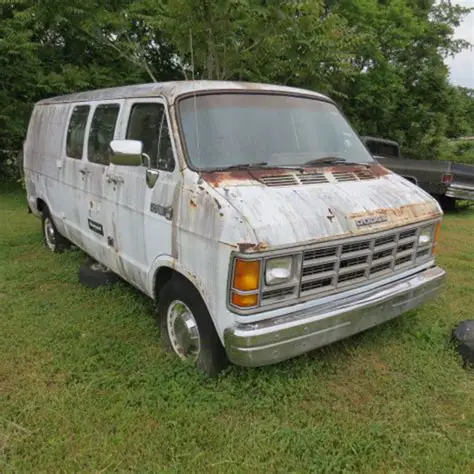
88,104,120,165
66,105,90,159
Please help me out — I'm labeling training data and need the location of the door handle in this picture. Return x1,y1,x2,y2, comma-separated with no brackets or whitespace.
79,168,90,175
106,174,124,185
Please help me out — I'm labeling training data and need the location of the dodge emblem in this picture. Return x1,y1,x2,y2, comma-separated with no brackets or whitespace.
355,215,388,227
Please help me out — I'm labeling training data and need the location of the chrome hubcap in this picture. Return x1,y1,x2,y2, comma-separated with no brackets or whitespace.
167,300,201,360
44,217,56,251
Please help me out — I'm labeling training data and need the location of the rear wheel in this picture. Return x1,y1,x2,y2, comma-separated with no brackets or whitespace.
156,275,229,376
41,207,70,253
436,194,456,212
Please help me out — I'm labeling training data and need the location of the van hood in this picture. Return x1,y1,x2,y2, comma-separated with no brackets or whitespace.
201,165,442,252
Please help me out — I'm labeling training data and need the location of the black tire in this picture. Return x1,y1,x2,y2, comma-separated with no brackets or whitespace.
452,320,474,368
78,259,120,289
436,194,456,212
156,275,229,376
41,206,71,253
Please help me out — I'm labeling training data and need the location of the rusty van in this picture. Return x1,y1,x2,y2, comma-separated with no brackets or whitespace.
23,81,446,375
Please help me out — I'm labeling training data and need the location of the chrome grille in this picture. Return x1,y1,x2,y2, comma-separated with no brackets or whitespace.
261,287,296,301
299,224,431,298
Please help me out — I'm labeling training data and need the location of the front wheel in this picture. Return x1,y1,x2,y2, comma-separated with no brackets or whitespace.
435,194,456,212
156,276,229,376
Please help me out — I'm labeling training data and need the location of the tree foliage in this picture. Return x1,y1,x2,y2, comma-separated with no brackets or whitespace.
1,0,473,177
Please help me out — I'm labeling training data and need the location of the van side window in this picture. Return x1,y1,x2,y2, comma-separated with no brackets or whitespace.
88,104,120,165
126,103,175,172
66,105,90,159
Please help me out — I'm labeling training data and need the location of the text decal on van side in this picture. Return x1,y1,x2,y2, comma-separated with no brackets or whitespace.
88,219,104,236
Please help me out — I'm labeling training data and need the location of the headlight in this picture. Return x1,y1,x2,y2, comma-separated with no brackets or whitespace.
265,256,294,285
419,226,434,246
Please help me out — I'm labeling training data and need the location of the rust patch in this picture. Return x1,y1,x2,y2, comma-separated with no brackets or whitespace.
201,163,389,187
370,163,391,177
237,241,269,253
350,202,441,223
190,199,197,208
201,170,257,187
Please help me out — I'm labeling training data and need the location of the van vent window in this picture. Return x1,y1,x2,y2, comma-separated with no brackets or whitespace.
88,104,120,165
126,103,175,172
66,105,90,159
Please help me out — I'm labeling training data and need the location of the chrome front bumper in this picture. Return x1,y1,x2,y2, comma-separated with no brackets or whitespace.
224,266,445,367
446,184,474,201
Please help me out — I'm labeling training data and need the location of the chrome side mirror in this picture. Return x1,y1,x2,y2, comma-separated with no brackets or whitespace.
110,140,143,166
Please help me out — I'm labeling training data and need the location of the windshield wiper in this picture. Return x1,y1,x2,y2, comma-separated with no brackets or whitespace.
304,157,346,165
216,162,305,171
220,162,269,170
304,157,371,167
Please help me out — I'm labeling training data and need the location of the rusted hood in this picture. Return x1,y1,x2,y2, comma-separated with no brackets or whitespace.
205,172,442,252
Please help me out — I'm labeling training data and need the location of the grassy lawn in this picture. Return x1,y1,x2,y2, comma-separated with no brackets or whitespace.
1,185,473,473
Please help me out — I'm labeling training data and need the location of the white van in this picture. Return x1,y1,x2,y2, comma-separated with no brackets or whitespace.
24,81,446,375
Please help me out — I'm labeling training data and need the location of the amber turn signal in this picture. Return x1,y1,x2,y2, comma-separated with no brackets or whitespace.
233,259,261,291
231,292,258,308
432,222,442,254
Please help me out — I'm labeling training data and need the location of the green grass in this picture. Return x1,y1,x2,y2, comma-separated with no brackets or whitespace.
1,185,474,473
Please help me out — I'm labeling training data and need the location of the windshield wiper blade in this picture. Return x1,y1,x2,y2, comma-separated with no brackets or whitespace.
304,157,371,167
221,162,269,170
304,157,346,165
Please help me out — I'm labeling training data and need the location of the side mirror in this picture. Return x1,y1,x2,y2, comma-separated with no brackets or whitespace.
110,140,143,166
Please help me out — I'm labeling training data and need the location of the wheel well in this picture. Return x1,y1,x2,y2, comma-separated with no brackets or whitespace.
403,176,418,185
36,198,46,213
153,267,176,299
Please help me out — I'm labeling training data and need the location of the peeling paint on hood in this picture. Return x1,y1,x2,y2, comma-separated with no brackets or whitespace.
204,171,442,252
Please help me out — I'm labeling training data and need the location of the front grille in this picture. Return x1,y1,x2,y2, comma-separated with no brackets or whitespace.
249,222,435,310
262,287,296,301
299,224,431,297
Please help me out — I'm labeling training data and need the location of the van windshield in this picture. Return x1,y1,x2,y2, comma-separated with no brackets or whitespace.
178,93,374,170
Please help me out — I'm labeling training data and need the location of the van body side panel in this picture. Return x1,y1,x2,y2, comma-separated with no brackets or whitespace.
24,104,71,237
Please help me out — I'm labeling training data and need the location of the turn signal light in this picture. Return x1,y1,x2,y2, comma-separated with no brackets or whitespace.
432,222,442,255
233,259,261,291
231,293,258,308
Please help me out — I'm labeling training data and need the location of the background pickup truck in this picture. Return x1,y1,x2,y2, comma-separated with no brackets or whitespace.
362,136,474,210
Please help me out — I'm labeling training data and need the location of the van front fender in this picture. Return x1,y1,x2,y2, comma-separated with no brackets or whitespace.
148,255,212,309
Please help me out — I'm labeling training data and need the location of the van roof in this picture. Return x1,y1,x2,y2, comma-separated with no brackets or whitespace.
36,81,331,106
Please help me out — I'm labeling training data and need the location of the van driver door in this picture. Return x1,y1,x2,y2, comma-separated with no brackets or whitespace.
102,98,179,295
